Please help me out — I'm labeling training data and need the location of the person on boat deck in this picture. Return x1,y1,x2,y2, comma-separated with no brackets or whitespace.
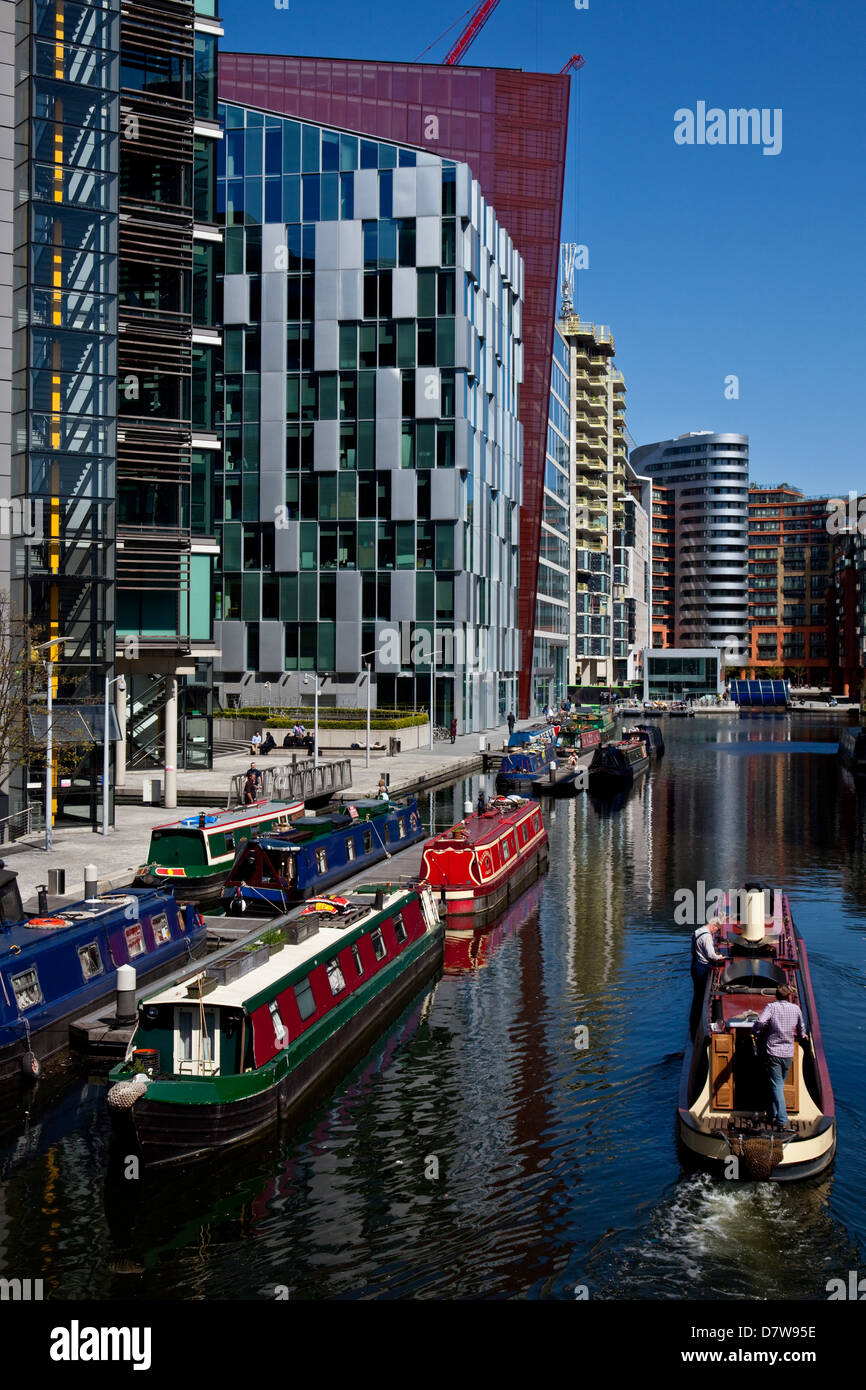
568,752,579,770
691,919,726,989
507,711,516,735
751,985,807,1129
245,763,263,795
477,789,487,814
377,776,389,800
242,773,257,805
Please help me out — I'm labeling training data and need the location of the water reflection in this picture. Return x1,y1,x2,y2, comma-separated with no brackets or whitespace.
0,716,863,1299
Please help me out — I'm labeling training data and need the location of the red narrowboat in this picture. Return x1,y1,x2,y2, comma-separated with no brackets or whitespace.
419,795,548,926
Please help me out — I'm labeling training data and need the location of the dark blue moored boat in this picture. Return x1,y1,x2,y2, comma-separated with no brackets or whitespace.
587,737,650,795
496,744,553,789
622,723,665,758
0,867,204,1089
221,798,425,915
838,725,866,779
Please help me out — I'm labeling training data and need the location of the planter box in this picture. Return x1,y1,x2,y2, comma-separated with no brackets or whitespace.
209,943,270,986
285,919,319,946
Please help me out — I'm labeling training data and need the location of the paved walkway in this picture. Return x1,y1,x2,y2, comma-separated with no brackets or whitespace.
3,716,541,907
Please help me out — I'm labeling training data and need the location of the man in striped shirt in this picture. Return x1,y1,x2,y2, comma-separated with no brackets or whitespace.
753,985,807,1129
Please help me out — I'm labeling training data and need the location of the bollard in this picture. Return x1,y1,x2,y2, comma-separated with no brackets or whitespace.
115,964,137,1025
48,867,66,896
464,800,473,817
84,863,98,899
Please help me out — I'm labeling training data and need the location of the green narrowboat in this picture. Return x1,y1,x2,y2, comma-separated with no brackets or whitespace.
106,883,443,1166
134,799,305,906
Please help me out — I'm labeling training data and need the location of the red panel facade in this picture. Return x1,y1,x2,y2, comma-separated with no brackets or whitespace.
220,55,570,717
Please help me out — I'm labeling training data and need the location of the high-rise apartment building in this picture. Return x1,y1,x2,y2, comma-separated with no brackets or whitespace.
213,100,524,730
218,54,570,718
532,326,570,712
650,481,676,647
748,484,831,682
632,432,750,663
7,0,222,827
619,463,651,681
556,314,629,686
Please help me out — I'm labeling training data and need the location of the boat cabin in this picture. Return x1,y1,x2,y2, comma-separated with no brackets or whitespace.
141,800,305,879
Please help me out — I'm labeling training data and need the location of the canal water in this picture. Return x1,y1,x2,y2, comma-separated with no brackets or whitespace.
1,715,864,1300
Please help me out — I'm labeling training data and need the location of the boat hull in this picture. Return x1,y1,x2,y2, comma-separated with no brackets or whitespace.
438,841,548,927
529,768,586,796
111,930,443,1167
134,869,226,907
677,1107,836,1181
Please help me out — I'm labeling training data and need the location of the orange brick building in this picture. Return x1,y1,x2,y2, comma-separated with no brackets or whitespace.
748,485,832,683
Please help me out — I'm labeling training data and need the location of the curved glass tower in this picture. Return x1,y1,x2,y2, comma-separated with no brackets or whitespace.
631,432,749,662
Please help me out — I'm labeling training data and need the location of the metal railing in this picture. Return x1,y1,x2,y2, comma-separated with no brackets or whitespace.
228,758,353,808
0,806,38,844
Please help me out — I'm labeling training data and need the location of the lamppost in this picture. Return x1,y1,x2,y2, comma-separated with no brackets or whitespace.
360,649,377,771
264,681,271,720
102,673,126,836
33,634,74,853
303,672,327,770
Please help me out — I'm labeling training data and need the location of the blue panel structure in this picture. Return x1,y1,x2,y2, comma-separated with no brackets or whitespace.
730,679,790,708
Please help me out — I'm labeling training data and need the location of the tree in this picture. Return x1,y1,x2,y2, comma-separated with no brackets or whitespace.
0,591,97,796
763,664,784,680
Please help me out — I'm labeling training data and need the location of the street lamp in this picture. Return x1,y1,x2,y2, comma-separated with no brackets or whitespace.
360,650,377,771
264,681,271,720
102,673,126,836
303,672,327,770
33,634,75,853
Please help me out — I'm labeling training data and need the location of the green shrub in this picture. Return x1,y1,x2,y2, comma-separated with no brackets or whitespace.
215,709,428,729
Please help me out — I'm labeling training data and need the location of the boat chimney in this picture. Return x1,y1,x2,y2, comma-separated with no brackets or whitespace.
36,884,48,915
84,863,98,900
116,963,137,1025
374,888,385,910
198,812,206,828
744,886,766,943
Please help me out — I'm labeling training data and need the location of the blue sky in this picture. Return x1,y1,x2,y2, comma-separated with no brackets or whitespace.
219,0,865,498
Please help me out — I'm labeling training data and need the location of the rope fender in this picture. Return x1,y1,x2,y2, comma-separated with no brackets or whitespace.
106,1074,149,1111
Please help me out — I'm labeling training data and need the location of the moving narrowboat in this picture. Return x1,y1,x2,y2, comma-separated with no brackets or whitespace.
837,725,866,779
678,884,835,1181
587,737,650,795
496,743,553,789
0,867,205,1089
135,799,304,906
419,795,548,925
106,883,443,1166
220,798,425,915
622,724,665,758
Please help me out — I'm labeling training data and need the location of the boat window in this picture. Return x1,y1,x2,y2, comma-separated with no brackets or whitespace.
363,828,373,852
269,999,288,1047
294,977,317,1021
11,967,42,1011
225,833,235,851
151,912,171,945
327,960,347,995
345,837,356,861
393,913,407,943
502,840,510,862
351,943,363,975
398,818,406,839
125,923,146,957
315,847,328,873
177,1007,217,1068
371,928,387,961
178,1009,194,1061
78,942,103,981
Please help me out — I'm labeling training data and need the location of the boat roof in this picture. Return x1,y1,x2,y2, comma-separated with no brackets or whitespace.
254,799,409,848
151,800,304,833
140,885,417,1010
425,800,540,851
0,890,169,956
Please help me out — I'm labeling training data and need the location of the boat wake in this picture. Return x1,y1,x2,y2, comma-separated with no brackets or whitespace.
588,1171,861,1300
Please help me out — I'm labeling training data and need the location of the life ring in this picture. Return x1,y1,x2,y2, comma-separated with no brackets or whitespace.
27,917,66,929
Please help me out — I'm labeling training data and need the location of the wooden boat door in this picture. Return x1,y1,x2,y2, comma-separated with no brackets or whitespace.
173,1004,220,1076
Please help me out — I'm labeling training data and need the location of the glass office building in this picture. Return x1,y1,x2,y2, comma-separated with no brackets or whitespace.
532,327,570,713
213,102,525,731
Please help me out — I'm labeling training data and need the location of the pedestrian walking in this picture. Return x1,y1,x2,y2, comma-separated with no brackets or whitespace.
450,717,457,743
507,711,515,736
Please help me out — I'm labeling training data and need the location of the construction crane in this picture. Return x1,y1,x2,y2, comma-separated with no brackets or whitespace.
443,0,502,65
560,54,585,74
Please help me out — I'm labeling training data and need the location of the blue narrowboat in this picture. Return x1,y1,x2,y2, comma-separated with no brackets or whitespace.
221,798,425,915
0,866,205,1089
496,744,554,789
